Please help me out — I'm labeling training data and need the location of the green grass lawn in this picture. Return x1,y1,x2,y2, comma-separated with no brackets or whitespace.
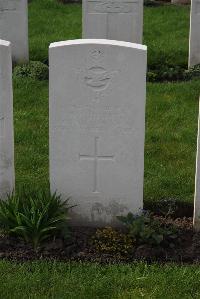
29,0,190,67
1,261,200,298
145,80,199,205
144,5,190,67
5,2,200,296
14,78,49,190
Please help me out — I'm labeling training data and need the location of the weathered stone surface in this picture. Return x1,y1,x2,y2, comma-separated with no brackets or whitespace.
0,40,15,199
189,0,200,67
194,100,200,230
49,39,147,226
83,0,143,43
0,0,29,63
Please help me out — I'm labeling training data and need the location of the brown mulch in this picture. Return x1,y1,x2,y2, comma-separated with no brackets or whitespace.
0,216,200,264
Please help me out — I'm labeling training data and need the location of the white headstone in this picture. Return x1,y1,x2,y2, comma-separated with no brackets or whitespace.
0,0,29,63
49,39,147,226
189,0,200,67
83,0,143,44
194,99,200,230
0,40,15,198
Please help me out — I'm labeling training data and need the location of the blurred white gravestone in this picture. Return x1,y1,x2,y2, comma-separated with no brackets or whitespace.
49,39,147,226
189,0,200,67
0,40,15,198
83,0,143,44
0,0,29,63
194,100,200,230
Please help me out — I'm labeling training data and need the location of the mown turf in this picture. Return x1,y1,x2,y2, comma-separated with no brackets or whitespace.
1,261,200,299
144,5,190,67
29,0,82,63
4,2,200,297
28,1,190,67
13,78,49,190
145,80,199,205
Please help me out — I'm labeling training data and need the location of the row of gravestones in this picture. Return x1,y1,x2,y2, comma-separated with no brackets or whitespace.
1,0,200,229
1,0,200,67
1,0,143,63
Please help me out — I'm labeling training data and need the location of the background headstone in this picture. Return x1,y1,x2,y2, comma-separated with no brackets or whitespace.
189,0,200,67
0,0,29,63
49,39,147,226
82,0,144,44
0,40,15,198
171,0,190,4
194,100,200,230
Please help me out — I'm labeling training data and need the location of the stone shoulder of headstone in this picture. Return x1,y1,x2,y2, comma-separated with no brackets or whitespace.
0,39,15,199
0,39,10,47
49,39,147,50
49,39,147,227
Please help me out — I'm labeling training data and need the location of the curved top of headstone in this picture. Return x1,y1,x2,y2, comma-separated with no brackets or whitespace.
0,39,10,47
49,39,147,51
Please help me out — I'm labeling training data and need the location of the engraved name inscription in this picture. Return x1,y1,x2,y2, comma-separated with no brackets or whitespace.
88,0,138,14
54,104,135,132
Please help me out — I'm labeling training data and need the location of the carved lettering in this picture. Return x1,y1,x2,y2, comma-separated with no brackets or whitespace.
54,103,135,132
88,0,138,14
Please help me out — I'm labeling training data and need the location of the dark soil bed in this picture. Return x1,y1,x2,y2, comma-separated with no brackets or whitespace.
0,216,199,264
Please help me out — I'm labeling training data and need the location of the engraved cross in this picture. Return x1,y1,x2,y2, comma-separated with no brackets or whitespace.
79,137,114,193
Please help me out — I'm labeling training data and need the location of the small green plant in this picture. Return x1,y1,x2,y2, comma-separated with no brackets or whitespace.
144,0,162,6
147,71,158,82
118,211,178,247
92,226,135,256
185,64,200,80
0,189,71,251
147,65,186,82
157,198,178,218
13,61,49,81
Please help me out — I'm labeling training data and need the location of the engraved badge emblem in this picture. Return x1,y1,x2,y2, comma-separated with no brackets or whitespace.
94,1,130,13
84,66,116,91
